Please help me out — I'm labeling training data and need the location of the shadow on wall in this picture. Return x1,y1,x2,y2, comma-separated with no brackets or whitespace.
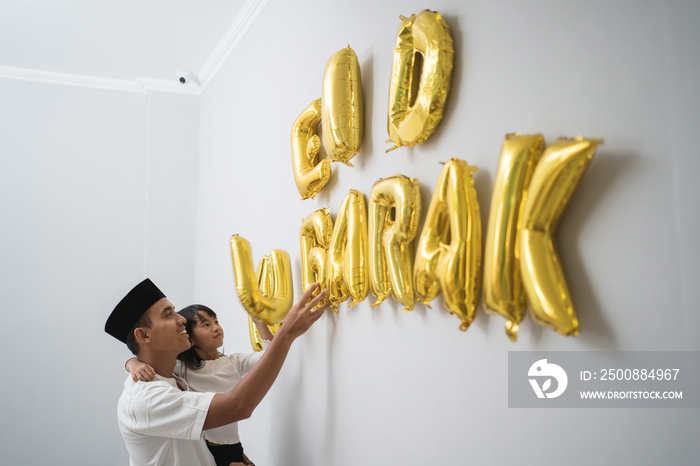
271,354,307,463
357,48,374,170
534,149,637,349
435,12,464,144
322,311,339,465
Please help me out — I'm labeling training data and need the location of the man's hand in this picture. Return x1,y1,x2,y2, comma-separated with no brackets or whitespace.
277,283,329,340
203,283,330,431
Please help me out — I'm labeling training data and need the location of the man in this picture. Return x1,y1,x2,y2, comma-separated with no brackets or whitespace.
105,278,328,466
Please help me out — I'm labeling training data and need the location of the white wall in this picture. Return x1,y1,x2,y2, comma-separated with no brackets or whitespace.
196,1,700,465
0,82,199,464
2,0,698,465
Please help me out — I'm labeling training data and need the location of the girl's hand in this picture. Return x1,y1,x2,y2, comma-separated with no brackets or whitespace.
125,357,156,382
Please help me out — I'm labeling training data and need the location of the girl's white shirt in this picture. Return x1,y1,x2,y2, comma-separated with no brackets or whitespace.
174,340,269,445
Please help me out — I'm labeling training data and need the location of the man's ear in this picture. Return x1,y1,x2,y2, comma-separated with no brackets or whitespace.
134,327,150,344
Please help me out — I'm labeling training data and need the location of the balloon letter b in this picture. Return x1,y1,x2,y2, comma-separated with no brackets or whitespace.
300,208,333,294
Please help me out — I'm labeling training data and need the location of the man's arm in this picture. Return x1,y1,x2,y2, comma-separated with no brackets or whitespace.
203,283,328,430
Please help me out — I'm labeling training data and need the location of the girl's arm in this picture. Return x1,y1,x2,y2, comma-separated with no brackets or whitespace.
125,357,156,382
253,319,275,341
203,284,328,430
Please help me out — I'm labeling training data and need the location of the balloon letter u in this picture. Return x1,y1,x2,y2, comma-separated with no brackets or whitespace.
230,235,293,326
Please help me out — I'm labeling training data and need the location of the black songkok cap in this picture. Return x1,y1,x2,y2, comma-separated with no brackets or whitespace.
105,278,166,343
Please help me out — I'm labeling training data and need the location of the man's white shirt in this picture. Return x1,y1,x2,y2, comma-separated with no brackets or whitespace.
117,374,215,466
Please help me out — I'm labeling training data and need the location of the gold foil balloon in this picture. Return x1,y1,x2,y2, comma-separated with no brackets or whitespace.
248,316,264,352
414,159,481,331
322,45,364,166
248,256,282,351
292,98,331,200
369,175,422,311
248,316,280,352
326,190,369,310
387,10,454,151
300,208,333,294
483,134,545,341
230,235,293,326
250,321,280,352
519,137,602,336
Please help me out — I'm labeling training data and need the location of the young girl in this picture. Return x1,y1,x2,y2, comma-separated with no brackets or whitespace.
126,304,274,466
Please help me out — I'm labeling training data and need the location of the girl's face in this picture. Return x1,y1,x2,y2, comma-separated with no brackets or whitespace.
189,311,224,356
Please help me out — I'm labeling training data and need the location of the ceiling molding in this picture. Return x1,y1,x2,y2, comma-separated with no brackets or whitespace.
0,65,146,93
198,0,270,90
0,0,270,96
136,77,201,95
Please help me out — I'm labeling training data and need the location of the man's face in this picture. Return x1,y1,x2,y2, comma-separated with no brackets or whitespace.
143,298,191,355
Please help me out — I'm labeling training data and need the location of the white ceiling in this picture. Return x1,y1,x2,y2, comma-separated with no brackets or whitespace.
0,0,266,93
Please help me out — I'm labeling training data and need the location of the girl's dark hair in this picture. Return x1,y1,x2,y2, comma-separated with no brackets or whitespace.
177,304,223,371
